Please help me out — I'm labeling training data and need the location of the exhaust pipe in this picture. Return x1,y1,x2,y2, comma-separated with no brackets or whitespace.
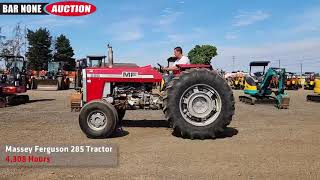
107,44,113,67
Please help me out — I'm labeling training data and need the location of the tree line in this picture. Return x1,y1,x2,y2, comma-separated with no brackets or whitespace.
0,25,75,71
26,28,75,71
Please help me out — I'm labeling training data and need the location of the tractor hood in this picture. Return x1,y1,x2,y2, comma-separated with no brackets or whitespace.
85,65,162,83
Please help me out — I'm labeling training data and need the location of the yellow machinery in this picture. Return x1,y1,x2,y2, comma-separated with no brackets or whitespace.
231,75,245,90
304,72,316,90
285,72,300,90
307,79,320,102
226,72,245,90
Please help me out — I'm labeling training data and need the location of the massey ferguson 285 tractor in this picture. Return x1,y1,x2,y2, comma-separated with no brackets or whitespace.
72,45,235,139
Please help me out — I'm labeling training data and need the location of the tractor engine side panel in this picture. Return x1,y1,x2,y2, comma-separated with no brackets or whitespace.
83,66,162,103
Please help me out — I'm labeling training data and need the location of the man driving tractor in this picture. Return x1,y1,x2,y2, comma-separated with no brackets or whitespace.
161,47,190,88
163,46,190,71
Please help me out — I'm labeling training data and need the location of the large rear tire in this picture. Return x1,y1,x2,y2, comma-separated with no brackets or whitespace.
79,100,118,138
163,69,235,139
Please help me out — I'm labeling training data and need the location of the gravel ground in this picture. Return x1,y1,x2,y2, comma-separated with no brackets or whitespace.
0,89,320,180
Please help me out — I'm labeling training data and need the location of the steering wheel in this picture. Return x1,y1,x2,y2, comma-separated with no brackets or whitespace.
157,63,165,73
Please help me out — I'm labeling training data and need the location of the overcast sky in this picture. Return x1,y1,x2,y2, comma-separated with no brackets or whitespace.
1,0,320,73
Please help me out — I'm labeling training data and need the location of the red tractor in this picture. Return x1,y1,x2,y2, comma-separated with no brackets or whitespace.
72,45,235,139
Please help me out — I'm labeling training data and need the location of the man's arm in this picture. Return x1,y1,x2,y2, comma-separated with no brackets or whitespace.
163,66,178,71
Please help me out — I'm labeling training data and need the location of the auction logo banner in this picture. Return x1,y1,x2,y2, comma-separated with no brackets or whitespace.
0,1,96,16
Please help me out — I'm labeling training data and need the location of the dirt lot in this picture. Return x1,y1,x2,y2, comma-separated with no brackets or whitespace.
0,89,319,179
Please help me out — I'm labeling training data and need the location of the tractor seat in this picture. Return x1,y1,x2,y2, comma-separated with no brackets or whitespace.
252,72,264,82
245,76,257,86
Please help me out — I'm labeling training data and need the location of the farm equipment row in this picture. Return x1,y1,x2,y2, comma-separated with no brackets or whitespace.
226,71,306,91
28,61,75,91
285,72,302,90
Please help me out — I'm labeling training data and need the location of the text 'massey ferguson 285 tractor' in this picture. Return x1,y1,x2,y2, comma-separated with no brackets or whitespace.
72,45,235,139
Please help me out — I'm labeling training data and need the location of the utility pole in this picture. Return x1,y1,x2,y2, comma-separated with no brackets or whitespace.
13,23,23,56
24,25,27,58
0,27,6,54
278,59,281,69
300,59,303,83
300,62,303,77
232,56,235,72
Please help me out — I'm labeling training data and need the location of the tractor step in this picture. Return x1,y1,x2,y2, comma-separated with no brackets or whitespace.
71,102,81,112
307,94,320,102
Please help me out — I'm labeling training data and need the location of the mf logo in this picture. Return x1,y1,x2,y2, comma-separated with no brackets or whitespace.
122,72,138,78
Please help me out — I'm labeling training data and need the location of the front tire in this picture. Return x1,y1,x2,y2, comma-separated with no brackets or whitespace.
79,100,118,138
163,69,235,139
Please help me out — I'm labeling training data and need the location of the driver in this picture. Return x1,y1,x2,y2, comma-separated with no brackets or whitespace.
163,47,190,71
161,47,190,89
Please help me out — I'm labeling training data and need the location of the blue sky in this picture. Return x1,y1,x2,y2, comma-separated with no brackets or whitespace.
1,0,320,73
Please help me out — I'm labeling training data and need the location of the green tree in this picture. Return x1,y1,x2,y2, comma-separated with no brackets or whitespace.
53,34,75,71
1,40,13,56
0,27,14,55
26,28,52,71
188,45,218,64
